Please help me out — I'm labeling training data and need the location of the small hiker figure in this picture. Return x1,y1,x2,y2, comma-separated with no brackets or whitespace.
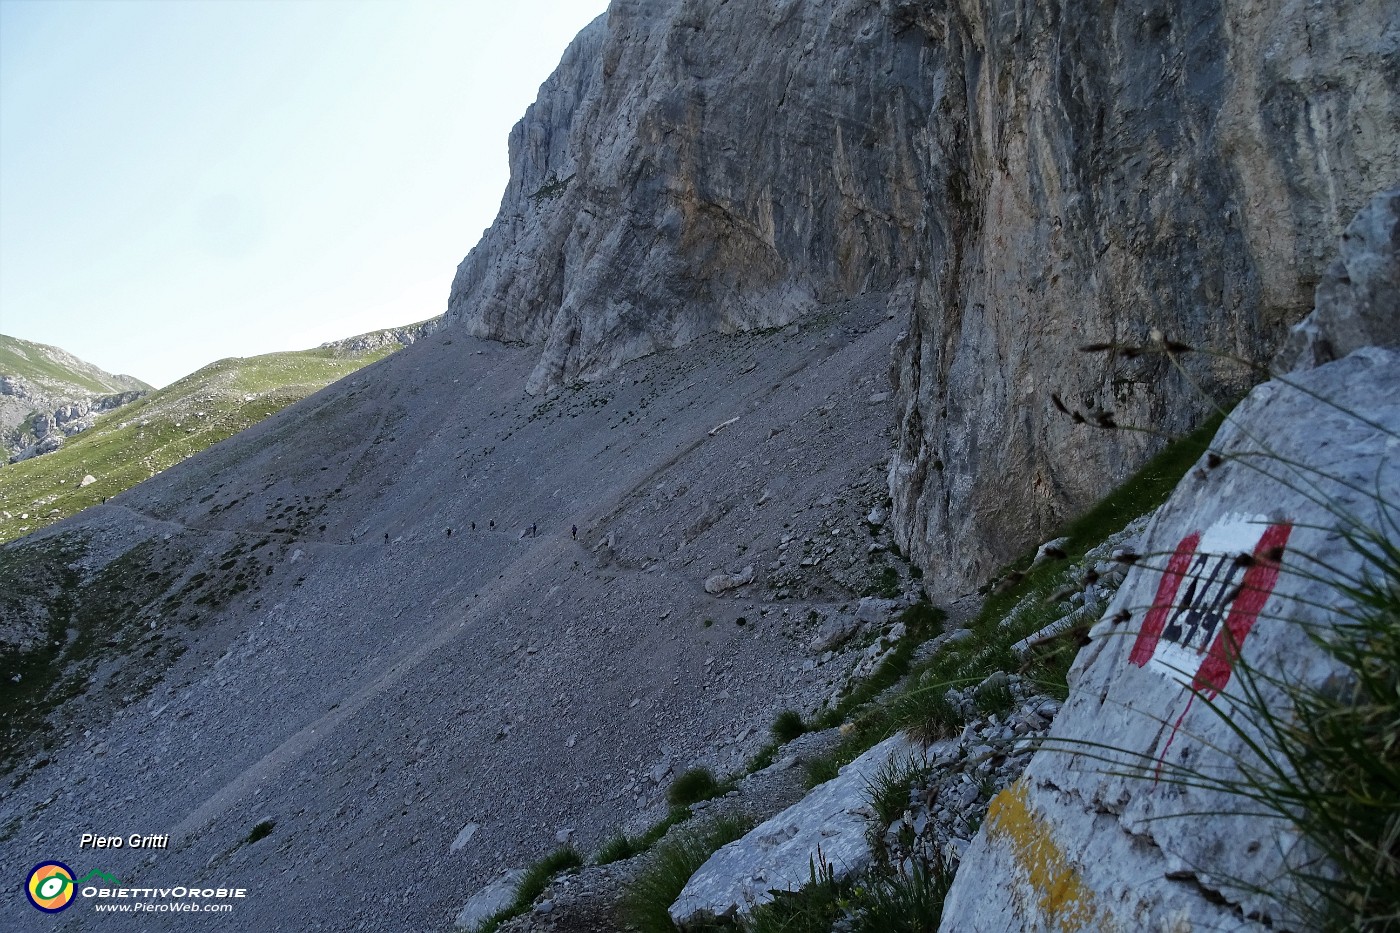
489,519,495,529
446,528,452,538
571,525,577,540
471,521,476,531
530,522,538,538
384,532,389,544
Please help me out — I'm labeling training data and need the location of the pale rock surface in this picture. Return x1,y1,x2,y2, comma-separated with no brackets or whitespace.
1274,187,1400,372
704,565,754,595
670,734,936,927
455,868,527,931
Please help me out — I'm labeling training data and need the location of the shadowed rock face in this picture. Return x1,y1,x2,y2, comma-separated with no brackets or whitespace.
887,0,1400,595
447,0,1398,594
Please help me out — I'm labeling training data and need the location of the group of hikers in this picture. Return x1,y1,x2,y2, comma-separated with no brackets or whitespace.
380,522,578,543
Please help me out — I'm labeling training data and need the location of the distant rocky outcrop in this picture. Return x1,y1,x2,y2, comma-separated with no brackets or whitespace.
1,334,152,461
319,317,441,356
7,390,148,463
444,0,1399,594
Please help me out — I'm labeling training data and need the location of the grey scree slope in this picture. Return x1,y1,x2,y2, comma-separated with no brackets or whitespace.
0,298,901,932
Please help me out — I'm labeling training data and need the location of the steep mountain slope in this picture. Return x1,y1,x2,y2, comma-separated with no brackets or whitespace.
0,321,436,544
447,0,1399,594
0,301,916,930
0,1,1395,931
0,334,152,460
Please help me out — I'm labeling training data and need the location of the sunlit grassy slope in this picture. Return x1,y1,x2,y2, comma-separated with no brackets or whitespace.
0,332,420,544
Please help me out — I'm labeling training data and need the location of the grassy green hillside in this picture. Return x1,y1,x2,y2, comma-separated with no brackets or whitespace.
0,334,150,395
0,335,418,544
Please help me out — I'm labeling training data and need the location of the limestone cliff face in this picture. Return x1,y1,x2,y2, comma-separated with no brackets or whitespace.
446,0,936,394
888,0,1400,594
447,0,1399,591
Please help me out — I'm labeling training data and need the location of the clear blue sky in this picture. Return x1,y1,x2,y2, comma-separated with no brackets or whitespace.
0,0,609,387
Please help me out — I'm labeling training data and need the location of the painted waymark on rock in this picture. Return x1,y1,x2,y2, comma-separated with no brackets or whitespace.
1129,514,1292,697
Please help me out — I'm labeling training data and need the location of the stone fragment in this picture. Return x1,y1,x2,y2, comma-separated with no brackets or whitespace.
449,822,480,854
704,565,755,595
454,869,526,931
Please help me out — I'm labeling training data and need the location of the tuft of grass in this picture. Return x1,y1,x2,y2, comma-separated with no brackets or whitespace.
771,709,808,743
596,833,644,865
622,815,753,933
478,846,584,933
891,675,967,744
852,860,952,932
742,857,952,933
637,807,691,850
972,676,1016,716
746,741,780,773
667,767,722,807
865,566,901,599
244,819,275,845
866,754,931,831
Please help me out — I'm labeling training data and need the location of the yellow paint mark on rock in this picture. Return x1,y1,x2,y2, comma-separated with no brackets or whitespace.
986,781,1111,932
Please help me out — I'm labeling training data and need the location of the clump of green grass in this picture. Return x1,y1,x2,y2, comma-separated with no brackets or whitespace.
622,815,753,933
771,709,808,743
636,807,691,850
891,675,967,744
244,819,275,844
596,833,644,865
667,767,722,807
865,566,901,599
478,846,584,933
866,754,931,830
973,675,1016,716
742,857,952,933
852,861,952,932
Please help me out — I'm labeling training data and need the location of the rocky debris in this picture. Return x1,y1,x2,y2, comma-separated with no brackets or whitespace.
941,351,1400,922
319,317,440,355
0,300,914,933
487,729,847,933
704,565,754,595
879,690,1063,879
455,868,527,931
810,610,861,652
1274,187,1399,373
670,734,927,927
6,389,149,462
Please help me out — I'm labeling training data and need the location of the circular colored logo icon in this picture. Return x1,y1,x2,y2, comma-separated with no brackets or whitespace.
26,861,76,912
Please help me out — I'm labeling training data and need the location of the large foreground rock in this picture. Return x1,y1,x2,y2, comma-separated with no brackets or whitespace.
938,342,1400,928
670,734,933,927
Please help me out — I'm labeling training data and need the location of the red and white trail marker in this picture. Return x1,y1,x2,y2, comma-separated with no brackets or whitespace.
1128,515,1292,699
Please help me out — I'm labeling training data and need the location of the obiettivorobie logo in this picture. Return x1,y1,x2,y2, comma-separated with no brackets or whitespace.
25,863,118,913
24,863,248,914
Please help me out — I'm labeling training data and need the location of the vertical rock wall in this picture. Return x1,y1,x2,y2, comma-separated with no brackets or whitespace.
446,0,1399,592
888,0,1400,594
